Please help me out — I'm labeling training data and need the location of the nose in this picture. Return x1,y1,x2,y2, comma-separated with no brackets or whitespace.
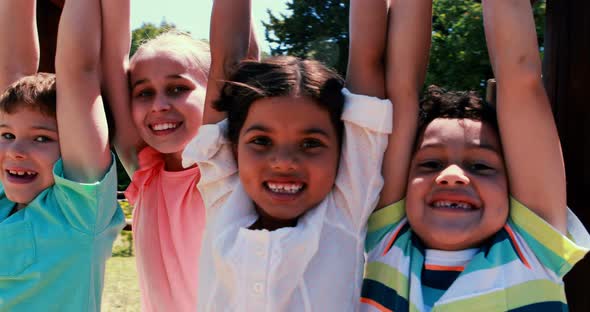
6,140,28,160
151,94,171,112
435,164,470,185
270,147,298,171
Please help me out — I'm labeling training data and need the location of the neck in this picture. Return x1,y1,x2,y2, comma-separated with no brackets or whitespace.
163,151,193,171
10,203,25,216
249,210,298,231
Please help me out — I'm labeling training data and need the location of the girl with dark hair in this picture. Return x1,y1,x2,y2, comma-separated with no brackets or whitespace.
181,0,431,310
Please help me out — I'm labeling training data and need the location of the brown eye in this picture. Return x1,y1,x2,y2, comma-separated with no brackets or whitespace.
167,85,190,96
301,138,324,149
34,136,53,143
134,89,154,99
250,136,272,147
469,162,495,174
418,160,442,170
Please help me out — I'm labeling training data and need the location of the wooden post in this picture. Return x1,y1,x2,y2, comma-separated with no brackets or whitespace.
485,79,496,107
543,1,590,311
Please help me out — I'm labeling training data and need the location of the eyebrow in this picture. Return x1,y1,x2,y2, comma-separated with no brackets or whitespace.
0,124,58,132
131,74,191,89
419,142,501,153
243,124,332,138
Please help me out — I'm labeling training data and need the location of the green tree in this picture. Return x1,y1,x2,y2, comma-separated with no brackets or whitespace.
264,0,349,74
426,0,545,93
264,0,546,93
130,21,177,56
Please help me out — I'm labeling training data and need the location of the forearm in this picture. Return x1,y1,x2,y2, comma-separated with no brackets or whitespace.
483,0,566,233
56,0,111,182
0,0,39,90
346,0,388,98
204,0,255,124
100,0,139,175
378,94,418,207
483,0,542,85
386,0,432,98
56,0,101,80
379,0,432,207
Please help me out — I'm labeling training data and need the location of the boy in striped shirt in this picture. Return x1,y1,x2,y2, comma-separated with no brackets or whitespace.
360,0,590,311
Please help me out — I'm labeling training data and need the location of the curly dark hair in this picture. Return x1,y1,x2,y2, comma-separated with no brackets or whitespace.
418,85,498,137
0,73,56,117
214,56,345,145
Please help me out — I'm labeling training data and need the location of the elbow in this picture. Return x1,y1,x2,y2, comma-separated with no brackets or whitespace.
56,55,100,80
497,68,545,95
386,79,421,103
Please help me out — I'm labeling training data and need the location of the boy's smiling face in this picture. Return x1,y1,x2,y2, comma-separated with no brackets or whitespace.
236,96,340,229
0,108,60,209
406,118,508,250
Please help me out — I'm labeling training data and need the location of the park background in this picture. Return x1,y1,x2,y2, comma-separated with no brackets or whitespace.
37,0,589,311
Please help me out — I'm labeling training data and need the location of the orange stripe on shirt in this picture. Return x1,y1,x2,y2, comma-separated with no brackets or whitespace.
424,264,465,272
504,224,532,269
360,297,394,312
382,220,407,256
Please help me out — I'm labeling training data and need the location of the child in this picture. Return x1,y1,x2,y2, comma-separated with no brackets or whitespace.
0,0,124,310
181,0,430,310
102,9,209,311
360,1,590,311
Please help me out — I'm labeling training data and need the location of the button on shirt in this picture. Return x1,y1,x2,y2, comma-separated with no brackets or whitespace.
183,89,392,311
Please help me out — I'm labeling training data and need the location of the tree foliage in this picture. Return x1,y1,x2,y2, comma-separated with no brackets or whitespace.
264,0,546,93
426,0,545,92
130,21,177,56
264,0,349,75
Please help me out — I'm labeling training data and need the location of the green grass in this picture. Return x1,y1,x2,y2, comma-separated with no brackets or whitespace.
102,201,140,311
103,230,140,312
103,256,140,311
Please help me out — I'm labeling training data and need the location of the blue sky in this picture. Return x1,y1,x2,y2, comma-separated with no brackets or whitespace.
130,0,290,51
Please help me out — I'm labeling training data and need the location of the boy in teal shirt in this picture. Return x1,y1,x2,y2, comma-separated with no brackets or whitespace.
0,0,125,310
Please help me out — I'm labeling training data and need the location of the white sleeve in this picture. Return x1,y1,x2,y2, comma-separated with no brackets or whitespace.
182,120,238,219
333,89,392,230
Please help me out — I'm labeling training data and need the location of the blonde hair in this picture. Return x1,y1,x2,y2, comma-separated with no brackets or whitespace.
130,31,210,80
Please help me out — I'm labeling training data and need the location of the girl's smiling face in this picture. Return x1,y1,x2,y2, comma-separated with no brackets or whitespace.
129,50,205,159
406,118,509,250
236,96,340,230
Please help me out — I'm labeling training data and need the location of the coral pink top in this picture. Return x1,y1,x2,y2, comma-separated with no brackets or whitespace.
125,147,205,312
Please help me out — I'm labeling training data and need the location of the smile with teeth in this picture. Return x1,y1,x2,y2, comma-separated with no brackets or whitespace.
432,200,475,210
150,122,179,131
266,182,304,194
7,169,37,177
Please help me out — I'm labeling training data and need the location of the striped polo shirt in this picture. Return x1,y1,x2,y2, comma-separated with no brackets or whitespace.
361,198,590,312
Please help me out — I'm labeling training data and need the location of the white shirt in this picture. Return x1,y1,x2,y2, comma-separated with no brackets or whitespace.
183,89,392,312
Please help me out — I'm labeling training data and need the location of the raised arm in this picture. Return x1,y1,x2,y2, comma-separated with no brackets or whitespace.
0,0,39,91
204,0,257,125
483,0,566,233
100,0,139,176
346,0,388,98
55,0,111,182
379,0,432,207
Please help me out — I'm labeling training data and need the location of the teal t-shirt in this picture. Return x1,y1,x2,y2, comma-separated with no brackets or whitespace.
0,158,124,312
